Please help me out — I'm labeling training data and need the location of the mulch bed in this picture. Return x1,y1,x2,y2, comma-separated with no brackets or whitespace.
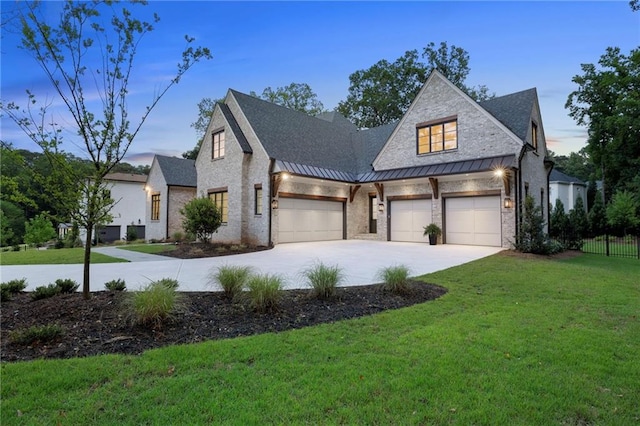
159,242,271,259
1,282,447,363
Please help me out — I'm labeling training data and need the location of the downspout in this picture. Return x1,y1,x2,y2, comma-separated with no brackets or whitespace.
516,147,526,239
268,158,275,247
165,185,170,239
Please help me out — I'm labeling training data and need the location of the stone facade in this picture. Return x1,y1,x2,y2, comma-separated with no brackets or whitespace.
166,186,196,239
192,71,550,249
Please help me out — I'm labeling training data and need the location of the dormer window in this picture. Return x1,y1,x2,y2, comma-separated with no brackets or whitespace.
212,129,225,159
531,122,538,150
417,117,457,154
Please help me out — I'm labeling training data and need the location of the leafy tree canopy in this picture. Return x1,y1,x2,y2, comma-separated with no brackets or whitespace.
547,148,595,183
1,0,210,298
565,47,640,200
24,213,57,247
250,82,325,115
337,42,493,128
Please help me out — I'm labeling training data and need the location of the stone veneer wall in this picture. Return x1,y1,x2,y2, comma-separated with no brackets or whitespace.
374,73,521,171
167,186,196,239
145,158,167,241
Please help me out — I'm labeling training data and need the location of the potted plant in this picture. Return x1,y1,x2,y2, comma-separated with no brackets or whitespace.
423,223,442,245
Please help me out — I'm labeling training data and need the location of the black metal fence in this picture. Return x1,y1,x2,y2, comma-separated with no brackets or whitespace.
581,234,640,259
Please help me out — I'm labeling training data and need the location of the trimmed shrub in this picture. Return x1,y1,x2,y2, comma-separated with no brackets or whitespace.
302,261,344,299
1,278,28,302
128,280,184,327
9,324,64,345
105,279,126,292
55,278,79,294
31,284,61,301
377,265,411,294
246,274,283,313
210,265,252,300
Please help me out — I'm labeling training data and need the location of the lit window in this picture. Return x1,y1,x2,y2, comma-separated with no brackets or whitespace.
209,191,228,223
151,194,160,220
531,122,538,150
212,130,225,159
255,187,263,215
417,119,457,154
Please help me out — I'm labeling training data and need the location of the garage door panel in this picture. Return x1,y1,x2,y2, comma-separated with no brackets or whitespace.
445,196,501,247
390,199,432,243
278,198,344,243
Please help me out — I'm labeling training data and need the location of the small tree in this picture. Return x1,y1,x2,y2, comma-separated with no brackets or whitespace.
515,195,554,254
180,197,222,243
2,1,211,299
588,192,607,237
24,213,57,247
549,199,568,239
606,190,640,236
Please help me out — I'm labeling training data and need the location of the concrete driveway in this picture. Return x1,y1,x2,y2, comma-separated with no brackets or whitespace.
1,240,503,292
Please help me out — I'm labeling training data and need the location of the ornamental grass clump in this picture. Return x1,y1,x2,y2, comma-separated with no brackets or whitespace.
9,324,64,345
245,273,283,313
302,261,344,299
129,279,184,327
209,265,253,300
377,265,411,294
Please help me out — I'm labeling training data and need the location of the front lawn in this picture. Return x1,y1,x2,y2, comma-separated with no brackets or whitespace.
0,247,127,265
1,253,638,424
116,243,177,255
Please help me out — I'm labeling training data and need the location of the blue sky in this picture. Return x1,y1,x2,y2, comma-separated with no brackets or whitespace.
1,1,638,166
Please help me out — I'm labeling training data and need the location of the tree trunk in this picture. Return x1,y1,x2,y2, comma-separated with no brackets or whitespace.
83,223,93,300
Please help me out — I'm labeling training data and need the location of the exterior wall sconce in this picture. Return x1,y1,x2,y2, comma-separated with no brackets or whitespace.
378,203,384,212
271,199,279,209
503,197,513,209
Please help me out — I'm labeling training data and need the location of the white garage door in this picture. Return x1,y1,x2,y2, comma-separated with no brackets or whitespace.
445,196,501,246
390,199,432,243
278,198,344,243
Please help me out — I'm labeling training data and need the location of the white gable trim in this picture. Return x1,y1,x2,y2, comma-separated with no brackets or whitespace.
373,70,525,166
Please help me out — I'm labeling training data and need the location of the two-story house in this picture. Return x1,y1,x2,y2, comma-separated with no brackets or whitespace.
194,70,551,248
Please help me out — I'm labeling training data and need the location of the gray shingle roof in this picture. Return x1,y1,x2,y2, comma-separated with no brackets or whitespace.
479,88,537,141
224,85,535,183
550,169,585,185
220,103,252,154
230,90,359,174
155,155,197,187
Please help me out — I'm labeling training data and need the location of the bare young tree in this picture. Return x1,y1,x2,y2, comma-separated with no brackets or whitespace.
1,0,211,299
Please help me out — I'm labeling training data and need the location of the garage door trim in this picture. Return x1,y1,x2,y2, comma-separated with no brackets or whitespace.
443,193,502,247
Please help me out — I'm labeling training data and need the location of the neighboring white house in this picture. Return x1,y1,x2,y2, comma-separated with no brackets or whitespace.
549,169,587,213
95,173,148,242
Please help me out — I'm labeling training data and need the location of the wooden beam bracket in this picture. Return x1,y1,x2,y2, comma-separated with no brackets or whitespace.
374,183,384,201
349,185,361,203
502,171,511,197
428,177,439,199
271,174,282,198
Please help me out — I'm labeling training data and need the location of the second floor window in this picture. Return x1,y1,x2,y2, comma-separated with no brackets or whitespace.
417,119,457,154
151,194,160,220
212,130,225,159
531,122,538,150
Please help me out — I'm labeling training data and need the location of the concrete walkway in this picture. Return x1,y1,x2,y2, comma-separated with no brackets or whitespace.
1,241,503,292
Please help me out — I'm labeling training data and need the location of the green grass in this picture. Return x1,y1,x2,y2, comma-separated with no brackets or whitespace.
0,247,127,265
1,254,639,424
117,244,177,255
